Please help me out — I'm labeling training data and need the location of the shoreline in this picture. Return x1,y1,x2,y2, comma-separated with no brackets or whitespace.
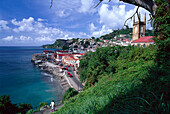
42,62,71,91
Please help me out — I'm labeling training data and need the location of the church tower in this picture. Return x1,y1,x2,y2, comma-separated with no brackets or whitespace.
132,13,146,41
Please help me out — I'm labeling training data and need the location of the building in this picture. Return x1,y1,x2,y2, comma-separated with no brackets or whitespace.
131,36,154,47
132,13,146,41
43,50,54,60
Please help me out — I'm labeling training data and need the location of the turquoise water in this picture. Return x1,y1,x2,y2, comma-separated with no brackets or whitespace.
0,46,64,108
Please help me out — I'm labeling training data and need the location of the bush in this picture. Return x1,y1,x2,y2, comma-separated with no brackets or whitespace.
62,88,78,102
0,95,33,114
18,102,32,114
37,102,48,111
0,95,18,114
54,45,169,114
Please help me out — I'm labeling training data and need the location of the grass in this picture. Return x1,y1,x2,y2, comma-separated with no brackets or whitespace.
54,46,169,114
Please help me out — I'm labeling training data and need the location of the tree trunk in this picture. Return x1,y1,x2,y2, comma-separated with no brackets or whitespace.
120,0,156,15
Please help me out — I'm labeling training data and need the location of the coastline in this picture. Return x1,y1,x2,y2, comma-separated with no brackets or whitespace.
40,62,71,91
31,50,84,112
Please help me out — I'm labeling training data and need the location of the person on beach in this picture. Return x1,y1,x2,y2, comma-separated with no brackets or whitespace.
50,100,55,112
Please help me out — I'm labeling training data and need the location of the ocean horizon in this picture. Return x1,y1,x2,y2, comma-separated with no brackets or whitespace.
0,46,64,108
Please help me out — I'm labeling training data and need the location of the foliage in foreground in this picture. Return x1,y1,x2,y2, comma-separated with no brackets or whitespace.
62,88,78,103
153,0,170,68
55,45,169,114
0,95,32,114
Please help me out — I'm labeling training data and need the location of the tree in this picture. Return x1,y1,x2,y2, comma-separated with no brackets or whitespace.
0,95,18,114
0,95,33,114
18,103,32,114
62,88,78,102
62,45,69,50
74,45,78,48
96,0,156,16
152,0,170,67
97,0,169,67
91,37,95,39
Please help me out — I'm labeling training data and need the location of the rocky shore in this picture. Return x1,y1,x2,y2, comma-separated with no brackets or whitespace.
31,53,83,92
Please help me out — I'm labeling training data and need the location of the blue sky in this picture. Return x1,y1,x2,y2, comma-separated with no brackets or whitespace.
0,0,152,46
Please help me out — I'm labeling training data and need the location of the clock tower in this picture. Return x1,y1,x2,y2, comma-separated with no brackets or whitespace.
132,13,146,41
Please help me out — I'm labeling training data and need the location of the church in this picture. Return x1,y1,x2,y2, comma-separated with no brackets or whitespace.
131,13,154,47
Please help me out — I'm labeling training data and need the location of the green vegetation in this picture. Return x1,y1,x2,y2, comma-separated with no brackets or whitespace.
145,29,154,36
100,28,132,40
153,0,170,67
0,95,51,113
55,45,169,113
0,95,32,114
1,1,169,113
80,40,91,48
42,39,70,49
62,88,78,103
100,28,154,40
37,102,48,111
54,2,169,112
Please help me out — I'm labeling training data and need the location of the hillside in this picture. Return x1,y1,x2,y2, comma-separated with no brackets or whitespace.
42,28,154,49
42,39,71,49
55,46,169,113
100,28,154,40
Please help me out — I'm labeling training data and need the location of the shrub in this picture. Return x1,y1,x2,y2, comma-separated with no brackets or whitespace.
62,88,78,102
18,102,32,114
37,102,48,111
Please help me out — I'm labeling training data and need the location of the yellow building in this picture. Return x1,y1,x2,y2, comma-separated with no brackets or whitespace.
131,13,154,47
132,13,146,41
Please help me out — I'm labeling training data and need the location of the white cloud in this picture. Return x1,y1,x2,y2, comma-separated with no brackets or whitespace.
11,17,35,32
79,32,87,36
35,36,53,42
37,27,63,36
99,4,126,29
89,23,97,32
2,36,14,41
0,20,10,31
91,25,112,37
56,10,70,17
79,0,95,13
37,18,46,22
11,17,66,37
98,4,152,30
19,35,33,41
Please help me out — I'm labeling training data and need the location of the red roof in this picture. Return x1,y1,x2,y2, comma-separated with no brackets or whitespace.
56,50,68,52
58,54,67,56
132,36,154,43
123,38,130,42
43,50,52,52
79,53,85,55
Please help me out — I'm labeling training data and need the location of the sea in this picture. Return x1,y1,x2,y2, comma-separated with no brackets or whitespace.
0,46,64,108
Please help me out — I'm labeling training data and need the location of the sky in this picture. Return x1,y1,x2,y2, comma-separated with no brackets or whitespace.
0,0,153,46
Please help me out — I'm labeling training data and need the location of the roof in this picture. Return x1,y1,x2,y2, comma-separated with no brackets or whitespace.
123,38,130,42
131,36,154,43
43,50,52,52
58,54,68,56
79,53,85,55
56,50,68,53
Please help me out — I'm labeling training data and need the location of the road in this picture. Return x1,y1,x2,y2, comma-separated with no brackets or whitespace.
65,67,83,91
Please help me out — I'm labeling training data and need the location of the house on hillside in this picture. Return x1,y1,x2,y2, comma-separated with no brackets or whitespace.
122,38,131,46
43,50,54,60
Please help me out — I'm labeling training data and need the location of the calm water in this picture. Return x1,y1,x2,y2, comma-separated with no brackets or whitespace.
0,46,64,108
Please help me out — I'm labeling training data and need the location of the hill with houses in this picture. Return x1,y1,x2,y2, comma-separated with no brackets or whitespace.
42,28,154,51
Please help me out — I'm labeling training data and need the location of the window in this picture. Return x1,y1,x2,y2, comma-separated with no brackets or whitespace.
143,44,146,47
